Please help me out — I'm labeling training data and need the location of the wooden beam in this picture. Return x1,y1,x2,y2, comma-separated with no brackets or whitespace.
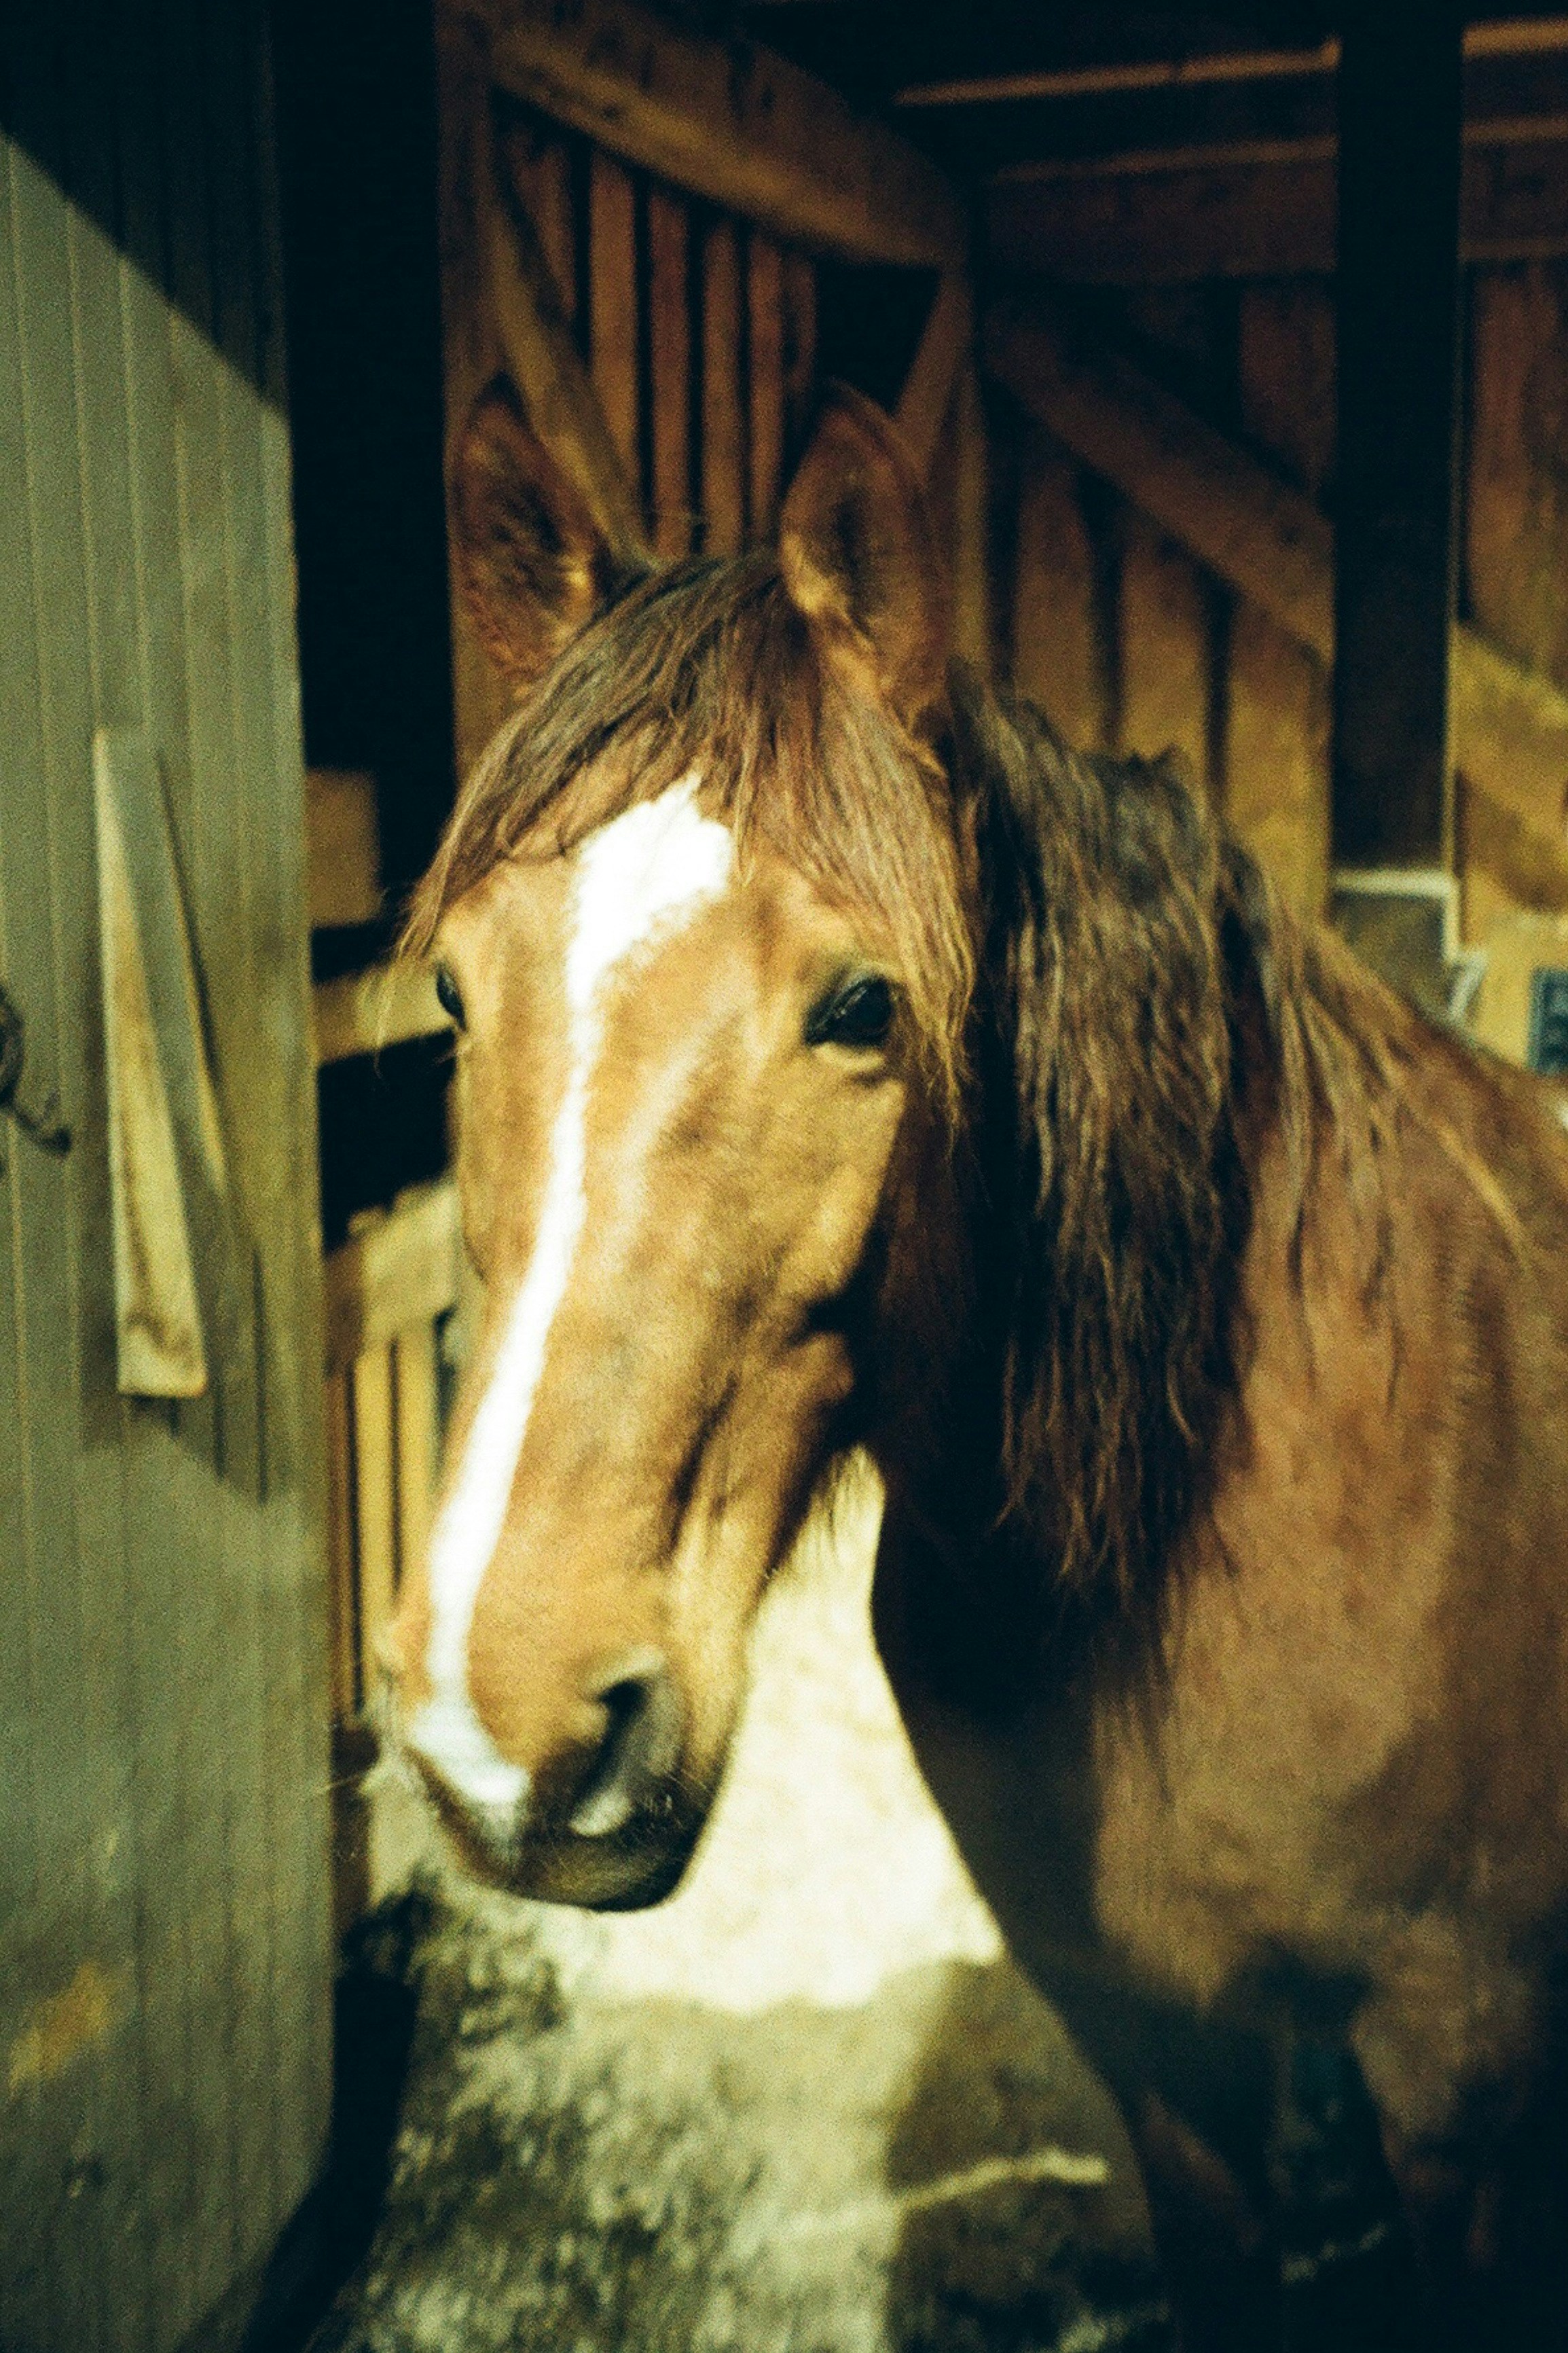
987,131,1568,284
313,962,453,1067
478,90,646,563
895,272,972,479
450,0,966,270
1332,3,1465,869
306,768,381,930
323,1179,462,1371
983,293,1568,888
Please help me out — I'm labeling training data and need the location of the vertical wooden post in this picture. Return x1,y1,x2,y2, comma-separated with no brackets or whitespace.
1332,2,1464,874
590,150,641,501
648,185,691,557
748,232,785,540
701,215,745,555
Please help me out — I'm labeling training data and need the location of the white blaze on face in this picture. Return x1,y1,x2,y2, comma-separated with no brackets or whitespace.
407,775,734,1834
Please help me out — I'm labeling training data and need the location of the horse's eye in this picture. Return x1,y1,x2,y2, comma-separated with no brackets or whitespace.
805,973,895,1052
435,962,466,1030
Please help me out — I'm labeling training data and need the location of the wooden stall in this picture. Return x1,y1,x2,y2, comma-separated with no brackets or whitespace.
0,3,333,2348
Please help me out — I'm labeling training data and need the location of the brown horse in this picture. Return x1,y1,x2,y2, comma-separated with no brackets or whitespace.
383,376,1568,2350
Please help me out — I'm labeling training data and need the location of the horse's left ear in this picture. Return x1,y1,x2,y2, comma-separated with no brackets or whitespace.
450,374,637,694
779,386,949,733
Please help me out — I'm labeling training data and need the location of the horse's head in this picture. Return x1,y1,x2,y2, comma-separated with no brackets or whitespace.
382,381,969,1905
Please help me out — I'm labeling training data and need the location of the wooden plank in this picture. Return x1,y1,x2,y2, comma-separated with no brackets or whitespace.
589,149,641,494
394,1322,442,1597
1236,281,1335,502
458,0,966,269
1226,603,1331,922
985,294,1335,663
748,232,786,539
701,215,746,556
1467,266,1568,691
950,360,991,672
1118,514,1214,797
1332,2,1465,870
895,272,973,481
1010,439,1109,751
314,960,453,1066
988,131,1568,286
984,290,1568,883
306,767,381,929
647,185,692,558
325,1371,361,1720
351,1346,398,1698
323,1180,462,1371
780,246,816,454
479,86,645,564
500,107,577,320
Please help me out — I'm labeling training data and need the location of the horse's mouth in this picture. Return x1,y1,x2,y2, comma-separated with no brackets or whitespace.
414,1748,709,1911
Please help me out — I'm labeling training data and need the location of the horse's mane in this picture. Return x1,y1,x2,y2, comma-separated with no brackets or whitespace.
951,677,1411,1667
410,547,1420,1669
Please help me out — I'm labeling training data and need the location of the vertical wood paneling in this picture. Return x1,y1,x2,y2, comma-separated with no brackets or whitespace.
1119,516,1214,795
748,232,784,540
1231,281,1334,920
701,215,746,555
394,1324,441,1603
648,185,691,557
0,1,330,2345
589,150,640,500
505,115,577,323
1013,440,1110,752
352,1346,399,1678
781,247,816,456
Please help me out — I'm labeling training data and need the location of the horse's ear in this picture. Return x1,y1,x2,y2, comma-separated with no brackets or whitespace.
779,385,949,732
450,376,625,693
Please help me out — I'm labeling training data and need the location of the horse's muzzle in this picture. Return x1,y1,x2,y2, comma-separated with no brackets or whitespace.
394,1650,703,1910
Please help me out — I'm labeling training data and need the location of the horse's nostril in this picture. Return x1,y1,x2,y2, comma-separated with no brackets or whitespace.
570,1657,682,1839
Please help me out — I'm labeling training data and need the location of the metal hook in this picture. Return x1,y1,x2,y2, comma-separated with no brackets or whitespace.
0,982,71,1157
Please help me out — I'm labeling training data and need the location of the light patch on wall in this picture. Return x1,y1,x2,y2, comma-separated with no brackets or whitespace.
7,1961,116,2094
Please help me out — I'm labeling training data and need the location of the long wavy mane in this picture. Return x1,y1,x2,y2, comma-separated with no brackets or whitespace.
952,675,1409,1667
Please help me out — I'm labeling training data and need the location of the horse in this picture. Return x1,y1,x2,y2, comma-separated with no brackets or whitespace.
382,375,1568,2350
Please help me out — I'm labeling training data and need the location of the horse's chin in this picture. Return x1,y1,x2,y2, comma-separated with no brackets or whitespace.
430,1780,712,1912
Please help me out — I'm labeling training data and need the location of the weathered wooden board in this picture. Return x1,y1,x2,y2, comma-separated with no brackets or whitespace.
1118,514,1214,796
648,184,693,557
1010,439,1110,753
589,149,641,495
455,0,966,269
702,215,746,554
748,232,786,539
0,1,331,2344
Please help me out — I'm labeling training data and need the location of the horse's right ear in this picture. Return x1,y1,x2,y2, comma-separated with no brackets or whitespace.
779,384,949,733
450,376,624,693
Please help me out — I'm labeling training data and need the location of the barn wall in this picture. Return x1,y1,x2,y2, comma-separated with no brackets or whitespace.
0,4,332,2347
1000,268,1568,977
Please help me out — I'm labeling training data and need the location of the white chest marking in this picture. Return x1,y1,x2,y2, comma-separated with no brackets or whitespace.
408,776,733,1826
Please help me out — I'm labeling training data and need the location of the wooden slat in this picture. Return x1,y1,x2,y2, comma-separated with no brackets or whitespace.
896,272,973,480
648,185,691,557
986,293,1334,662
950,361,991,672
748,232,786,540
323,1181,462,1372
701,215,746,556
589,149,641,493
479,86,645,564
987,134,1568,285
780,246,816,454
394,1323,442,1596
501,109,577,319
1011,440,1109,752
306,767,381,929
458,0,966,269
351,1348,398,1696
1118,514,1214,796
1226,603,1331,921
314,960,453,1066
325,1371,361,1720
985,290,1568,884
